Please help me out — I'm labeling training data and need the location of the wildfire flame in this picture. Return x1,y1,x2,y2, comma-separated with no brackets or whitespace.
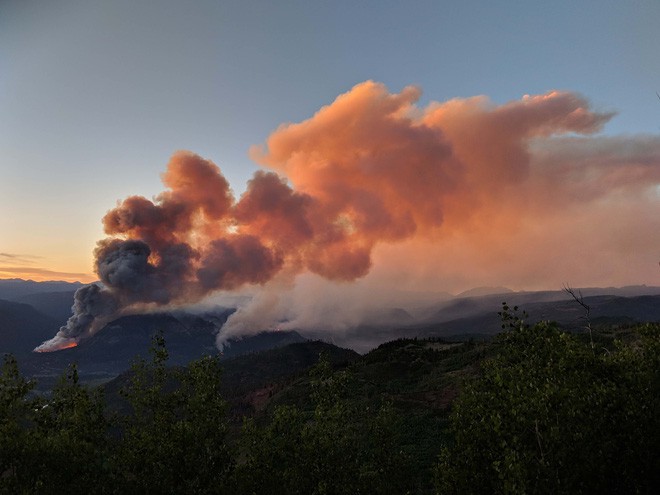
34,339,78,353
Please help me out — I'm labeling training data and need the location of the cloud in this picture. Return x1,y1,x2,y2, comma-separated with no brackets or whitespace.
0,253,43,265
0,265,93,282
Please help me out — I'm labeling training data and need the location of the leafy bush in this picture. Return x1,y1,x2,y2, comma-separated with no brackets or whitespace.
236,353,413,495
111,332,233,494
0,358,110,494
435,307,659,494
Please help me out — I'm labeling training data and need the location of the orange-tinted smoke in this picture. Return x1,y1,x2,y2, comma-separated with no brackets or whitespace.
36,81,660,351
103,151,234,249
90,81,658,300
252,82,618,271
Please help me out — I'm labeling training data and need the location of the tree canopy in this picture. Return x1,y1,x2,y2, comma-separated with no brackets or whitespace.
435,305,659,494
1,309,658,494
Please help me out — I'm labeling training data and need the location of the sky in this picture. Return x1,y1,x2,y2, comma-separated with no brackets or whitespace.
1,0,659,300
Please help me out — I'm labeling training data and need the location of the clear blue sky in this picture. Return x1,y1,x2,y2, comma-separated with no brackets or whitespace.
1,0,658,281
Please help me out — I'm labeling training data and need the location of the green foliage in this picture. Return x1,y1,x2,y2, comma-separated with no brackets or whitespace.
29,364,109,493
0,354,35,493
237,352,413,495
265,337,487,492
112,331,233,494
2,311,657,494
1,357,110,494
0,333,234,494
435,308,660,494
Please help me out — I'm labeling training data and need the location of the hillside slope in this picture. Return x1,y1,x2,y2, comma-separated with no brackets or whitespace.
0,299,59,356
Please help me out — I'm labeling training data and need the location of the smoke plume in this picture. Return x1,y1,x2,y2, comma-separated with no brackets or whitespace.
35,81,660,351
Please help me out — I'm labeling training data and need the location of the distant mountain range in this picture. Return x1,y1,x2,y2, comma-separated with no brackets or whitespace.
0,299,59,356
1,278,660,389
0,278,84,301
455,286,513,298
279,287,660,352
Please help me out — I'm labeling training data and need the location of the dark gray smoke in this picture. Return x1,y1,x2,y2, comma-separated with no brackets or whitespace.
34,284,117,351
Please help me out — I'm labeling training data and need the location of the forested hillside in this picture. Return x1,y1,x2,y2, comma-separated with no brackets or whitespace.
1,307,658,494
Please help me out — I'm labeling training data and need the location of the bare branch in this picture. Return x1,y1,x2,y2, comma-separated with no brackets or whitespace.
535,419,545,463
563,284,594,354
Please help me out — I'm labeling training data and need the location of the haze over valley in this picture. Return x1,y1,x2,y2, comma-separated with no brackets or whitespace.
1,278,659,389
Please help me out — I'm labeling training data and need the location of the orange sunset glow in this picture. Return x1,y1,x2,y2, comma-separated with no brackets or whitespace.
0,267,95,284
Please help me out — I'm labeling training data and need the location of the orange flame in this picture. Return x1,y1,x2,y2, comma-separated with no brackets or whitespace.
34,341,78,353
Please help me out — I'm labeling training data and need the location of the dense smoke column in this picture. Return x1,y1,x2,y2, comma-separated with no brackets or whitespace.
34,152,295,350
34,283,117,351
36,81,659,352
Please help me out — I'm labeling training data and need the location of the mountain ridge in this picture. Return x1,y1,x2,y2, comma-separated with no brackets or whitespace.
2,279,660,389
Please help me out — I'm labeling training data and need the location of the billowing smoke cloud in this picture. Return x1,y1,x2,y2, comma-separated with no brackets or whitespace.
34,283,116,351
36,81,660,351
